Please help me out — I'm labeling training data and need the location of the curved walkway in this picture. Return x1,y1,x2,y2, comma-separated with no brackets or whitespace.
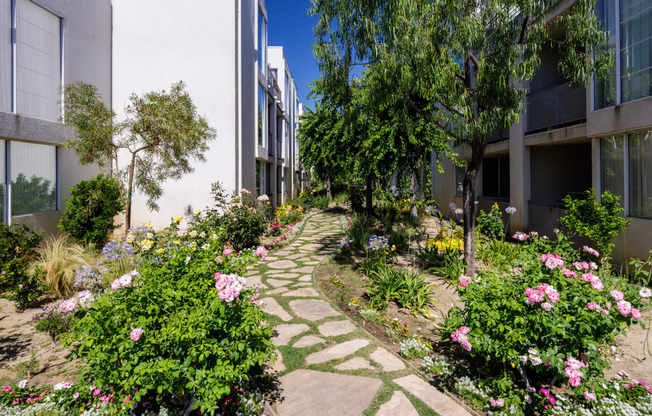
248,210,472,416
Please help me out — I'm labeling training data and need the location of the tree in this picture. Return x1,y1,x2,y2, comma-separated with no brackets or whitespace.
310,0,611,275
63,81,217,231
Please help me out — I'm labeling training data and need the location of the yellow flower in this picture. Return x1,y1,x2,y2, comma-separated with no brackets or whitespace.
174,215,183,223
126,236,134,243
426,238,435,248
146,232,153,239
140,239,154,251
189,230,198,238
173,239,181,245
156,248,165,254
194,209,201,216
144,220,153,228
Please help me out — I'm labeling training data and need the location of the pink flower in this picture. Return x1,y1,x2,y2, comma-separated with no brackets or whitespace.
73,393,80,399
631,308,642,320
541,302,553,311
223,247,233,256
130,328,143,341
610,290,624,302
489,397,505,407
2,386,10,392
459,326,470,334
591,278,604,291
93,389,101,396
581,272,595,282
176,229,187,237
583,246,600,257
255,246,268,260
617,301,632,316
459,275,471,288
547,290,560,303
563,269,578,279
17,380,27,389
60,299,77,313
584,391,596,401
586,302,598,310
569,376,582,387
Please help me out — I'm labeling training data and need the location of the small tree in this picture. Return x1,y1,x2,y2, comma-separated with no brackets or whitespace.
558,189,631,264
63,81,216,231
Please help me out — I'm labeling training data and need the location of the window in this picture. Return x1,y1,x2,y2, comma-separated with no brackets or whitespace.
258,84,265,146
285,120,289,161
256,160,266,197
482,156,510,199
594,0,652,108
11,141,57,215
629,131,652,218
257,7,266,72
454,162,466,197
0,0,10,112
600,131,652,219
600,136,625,198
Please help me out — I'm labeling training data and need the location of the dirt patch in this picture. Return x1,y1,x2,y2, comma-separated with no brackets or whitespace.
0,298,80,387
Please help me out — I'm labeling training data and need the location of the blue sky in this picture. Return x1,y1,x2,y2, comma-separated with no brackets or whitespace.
267,1,319,111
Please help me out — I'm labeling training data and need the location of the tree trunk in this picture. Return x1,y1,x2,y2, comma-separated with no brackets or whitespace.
365,176,373,217
327,175,332,200
125,153,137,233
462,140,485,276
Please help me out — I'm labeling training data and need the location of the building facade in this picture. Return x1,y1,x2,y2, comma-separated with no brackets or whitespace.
432,0,652,263
0,0,110,233
112,0,304,230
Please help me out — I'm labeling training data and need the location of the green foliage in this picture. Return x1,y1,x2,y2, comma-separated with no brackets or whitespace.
275,203,305,225
364,263,433,316
388,227,410,253
65,218,274,414
345,212,374,249
33,305,76,341
6,266,47,311
0,222,42,292
444,244,644,404
63,81,217,231
59,174,124,246
417,233,466,280
476,239,523,271
558,189,631,262
477,203,504,240
218,191,267,252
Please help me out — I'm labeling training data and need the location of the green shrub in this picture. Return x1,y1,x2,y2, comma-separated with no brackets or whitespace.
376,201,399,232
0,223,42,291
476,239,523,270
59,174,124,246
388,227,410,253
346,213,374,249
6,266,47,311
348,184,365,213
33,305,76,341
558,189,630,263
312,195,330,210
66,218,274,414
477,203,504,240
365,263,433,316
219,190,267,251
332,192,349,204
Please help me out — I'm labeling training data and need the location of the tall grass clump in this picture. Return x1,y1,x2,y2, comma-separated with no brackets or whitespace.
31,235,90,298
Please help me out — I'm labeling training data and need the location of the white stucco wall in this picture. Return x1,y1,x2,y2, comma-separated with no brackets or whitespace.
112,0,239,230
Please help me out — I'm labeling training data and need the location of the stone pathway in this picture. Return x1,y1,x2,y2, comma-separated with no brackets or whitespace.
252,210,472,416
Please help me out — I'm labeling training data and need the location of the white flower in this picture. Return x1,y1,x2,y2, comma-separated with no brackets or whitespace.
17,380,27,389
640,287,651,298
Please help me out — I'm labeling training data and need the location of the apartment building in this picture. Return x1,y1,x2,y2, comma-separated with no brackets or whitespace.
0,0,110,233
112,0,304,229
432,0,652,263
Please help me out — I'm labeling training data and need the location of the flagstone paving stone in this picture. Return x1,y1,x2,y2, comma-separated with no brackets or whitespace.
369,347,406,372
375,391,419,416
289,299,340,321
317,320,356,337
298,275,312,282
276,370,383,416
394,374,471,416
272,324,310,346
268,273,301,279
267,350,285,373
293,266,315,274
266,287,290,295
285,253,305,260
305,339,370,365
261,297,293,322
334,357,374,371
267,260,298,269
292,335,326,348
267,279,292,288
281,288,320,298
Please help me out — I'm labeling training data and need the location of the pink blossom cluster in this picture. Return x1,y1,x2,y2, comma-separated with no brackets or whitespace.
539,253,564,270
176,229,187,237
130,328,143,341
580,272,604,290
584,391,597,401
255,246,268,260
513,231,529,241
215,272,246,302
223,247,233,256
539,388,557,409
489,397,505,407
60,298,77,313
582,246,600,257
111,270,138,290
459,275,471,288
564,356,587,387
250,284,261,303
585,301,611,315
615,300,641,319
525,284,559,309
573,261,598,271
450,326,472,351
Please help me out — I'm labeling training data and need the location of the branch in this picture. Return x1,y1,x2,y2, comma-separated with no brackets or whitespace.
518,16,530,44
403,93,461,142
468,51,479,68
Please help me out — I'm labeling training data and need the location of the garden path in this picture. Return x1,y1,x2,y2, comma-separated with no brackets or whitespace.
249,211,472,416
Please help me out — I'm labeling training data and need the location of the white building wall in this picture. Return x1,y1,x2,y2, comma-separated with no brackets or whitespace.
112,0,239,230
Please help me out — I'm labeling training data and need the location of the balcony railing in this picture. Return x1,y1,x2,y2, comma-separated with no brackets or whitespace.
526,80,586,134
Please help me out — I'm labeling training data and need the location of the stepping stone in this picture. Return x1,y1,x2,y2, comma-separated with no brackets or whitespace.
318,320,356,337
334,357,374,371
261,297,293,322
245,275,266,289
266,350,285,373
294,266,315,274
376,391,419,416
293,283,312,287
393,375,471,416
299,243,325,251
298,275,312,282
289,299,340,321
246,269,259,276
264,256,278,261
275,250,293,256
277,370,383,416
266,287,289,295
369,347,406,372
269,273,300,279
293,335,326,348
267,278,292,288
305,339,369,365
285,253,304,259
304,261,319,265
267,260,298,269
272,324,310,346
282,288,320,297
